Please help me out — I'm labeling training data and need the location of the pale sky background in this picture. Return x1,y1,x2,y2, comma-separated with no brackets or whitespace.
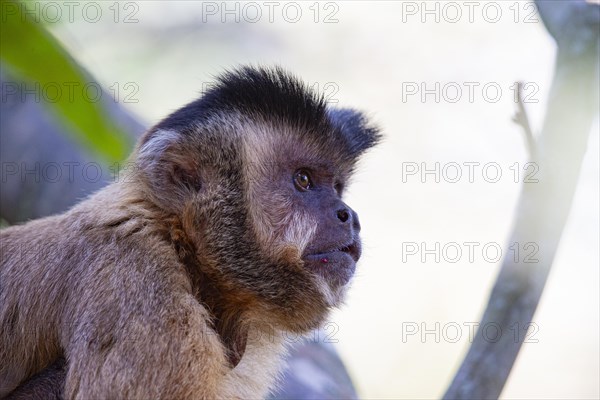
49,1,599,398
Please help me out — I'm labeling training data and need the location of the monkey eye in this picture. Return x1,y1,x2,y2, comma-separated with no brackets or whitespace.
293,169,313,191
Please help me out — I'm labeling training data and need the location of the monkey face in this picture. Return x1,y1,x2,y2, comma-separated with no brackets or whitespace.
137,67,379,332
246,151,362,290
238,122,371,320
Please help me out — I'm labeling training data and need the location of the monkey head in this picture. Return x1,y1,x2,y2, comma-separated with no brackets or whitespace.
134,67,380,334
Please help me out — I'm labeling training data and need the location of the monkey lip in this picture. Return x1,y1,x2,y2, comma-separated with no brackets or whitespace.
304,240,361,263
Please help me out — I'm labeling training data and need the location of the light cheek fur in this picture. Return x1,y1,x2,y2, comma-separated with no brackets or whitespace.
248,188,318,262
242,123,318,262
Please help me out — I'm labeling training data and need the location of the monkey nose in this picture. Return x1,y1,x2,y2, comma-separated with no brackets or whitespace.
336,208,350,223
335,207,361,233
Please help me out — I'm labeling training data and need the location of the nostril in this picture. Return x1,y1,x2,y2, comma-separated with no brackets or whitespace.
337,209,350,223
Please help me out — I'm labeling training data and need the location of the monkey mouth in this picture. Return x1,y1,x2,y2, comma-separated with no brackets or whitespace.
303,240,362,266
337,241,361,262
302,240,360,287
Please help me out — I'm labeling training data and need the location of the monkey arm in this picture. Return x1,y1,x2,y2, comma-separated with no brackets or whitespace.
0,216,70,397
59,231,232,399
1,187,231,399
64,294,229,399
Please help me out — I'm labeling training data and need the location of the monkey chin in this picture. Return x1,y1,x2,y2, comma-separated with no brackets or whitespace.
303,239,361,292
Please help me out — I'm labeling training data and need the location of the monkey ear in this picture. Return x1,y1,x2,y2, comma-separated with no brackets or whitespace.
327,108,381,158
136,129,202,212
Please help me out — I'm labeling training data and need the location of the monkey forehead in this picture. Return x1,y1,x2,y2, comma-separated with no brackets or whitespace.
239,120,345,175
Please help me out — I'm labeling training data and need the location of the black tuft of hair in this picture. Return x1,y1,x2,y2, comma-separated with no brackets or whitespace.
153,66,328,135
149,66,380,161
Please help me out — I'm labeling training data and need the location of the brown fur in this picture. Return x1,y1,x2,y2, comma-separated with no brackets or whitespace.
0,67,379,399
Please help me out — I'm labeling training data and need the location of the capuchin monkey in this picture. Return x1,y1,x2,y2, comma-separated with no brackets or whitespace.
0,66,380,399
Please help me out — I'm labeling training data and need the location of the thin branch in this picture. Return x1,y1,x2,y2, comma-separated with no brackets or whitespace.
511,81,536,159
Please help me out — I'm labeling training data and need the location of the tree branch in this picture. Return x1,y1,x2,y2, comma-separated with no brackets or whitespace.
444,1,599,398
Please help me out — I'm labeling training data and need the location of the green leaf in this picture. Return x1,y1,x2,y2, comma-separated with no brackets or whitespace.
0,0,131,163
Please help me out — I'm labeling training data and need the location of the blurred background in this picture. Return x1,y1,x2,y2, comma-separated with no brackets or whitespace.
1,1,598,399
